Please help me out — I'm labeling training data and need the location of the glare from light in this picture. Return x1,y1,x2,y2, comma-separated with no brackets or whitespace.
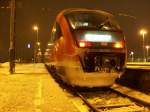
140,29,147,35
146,45,150,49
79,41,86,47
114,42,123,48
33,25,38,31
85,34,112,42
130,51,134,55
37,42,40,46
27,44,31,48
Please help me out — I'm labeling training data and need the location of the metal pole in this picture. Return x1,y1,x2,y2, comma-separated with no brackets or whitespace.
142,34,145,61
9,0,16,74
131,54,134,62
146,47,149,61
36,28,40,62
35,29,38,63
36,29,39,43
148,48,149,61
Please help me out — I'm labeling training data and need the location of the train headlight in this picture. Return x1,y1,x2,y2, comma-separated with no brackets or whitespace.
113,42,124,48
79,41,86,47
78,39,93,48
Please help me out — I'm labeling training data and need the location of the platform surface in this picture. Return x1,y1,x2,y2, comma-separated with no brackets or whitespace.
0,63,79,112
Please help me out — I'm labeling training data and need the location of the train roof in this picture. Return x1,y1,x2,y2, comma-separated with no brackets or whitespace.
61,8,114,17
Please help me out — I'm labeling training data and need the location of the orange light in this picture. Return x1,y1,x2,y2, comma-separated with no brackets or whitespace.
114,42,123,48
79,41,86,47
33,25,38,31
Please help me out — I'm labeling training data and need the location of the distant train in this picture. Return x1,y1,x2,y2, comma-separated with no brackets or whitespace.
49,8,127,87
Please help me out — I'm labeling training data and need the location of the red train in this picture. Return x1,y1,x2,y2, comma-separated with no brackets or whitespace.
49,8,127,87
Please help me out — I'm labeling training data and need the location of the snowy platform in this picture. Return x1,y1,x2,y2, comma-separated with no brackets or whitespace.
127,62,150,70
0,63,79,112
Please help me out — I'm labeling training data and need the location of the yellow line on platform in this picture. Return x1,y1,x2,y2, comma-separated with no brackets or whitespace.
34,79,42,112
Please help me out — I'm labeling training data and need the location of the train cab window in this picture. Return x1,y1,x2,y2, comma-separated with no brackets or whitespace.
65,11,121,31
51,22,62,42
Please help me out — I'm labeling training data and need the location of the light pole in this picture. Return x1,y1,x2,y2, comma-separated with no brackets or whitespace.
33,25,39,44
9,0,16,74
33,25,39,62
130,51,134,62
140,29,147,61
146,45,149,61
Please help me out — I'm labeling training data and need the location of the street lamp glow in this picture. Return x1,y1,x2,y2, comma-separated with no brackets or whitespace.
37,42,40,46
140,29,147,35
146,45,149,49
33,25,40,62
130,51,134,62
38,48,41,51
33,25,38,31
140,29,148,61
32,25,39,42
130,51,134,55
146,45,150,61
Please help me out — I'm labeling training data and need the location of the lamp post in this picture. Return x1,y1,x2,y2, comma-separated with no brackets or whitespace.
146,45,149,62
33,25,39,62
140,29,147,62
130,51,134,62
9,0,16,74
33,25,39,44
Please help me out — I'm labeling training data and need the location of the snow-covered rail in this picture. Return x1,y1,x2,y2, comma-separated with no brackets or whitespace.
75,87,149,112
45,64,150,112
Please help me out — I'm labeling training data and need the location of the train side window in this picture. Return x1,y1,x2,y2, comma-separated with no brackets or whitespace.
51,22,62,42
51,23,56,42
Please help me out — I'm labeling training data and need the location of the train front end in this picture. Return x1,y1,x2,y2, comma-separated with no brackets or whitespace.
63,10,126,87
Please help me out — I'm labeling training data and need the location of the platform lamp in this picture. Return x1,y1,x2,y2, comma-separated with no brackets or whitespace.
140,29,147,62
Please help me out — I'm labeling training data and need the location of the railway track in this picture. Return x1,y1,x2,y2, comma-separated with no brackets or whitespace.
45,64,150,112
74,87,150,112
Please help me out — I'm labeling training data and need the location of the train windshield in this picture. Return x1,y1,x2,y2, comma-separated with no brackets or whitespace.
65,11,121,31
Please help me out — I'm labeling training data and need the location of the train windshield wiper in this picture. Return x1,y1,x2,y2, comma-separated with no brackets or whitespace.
97,17,110,29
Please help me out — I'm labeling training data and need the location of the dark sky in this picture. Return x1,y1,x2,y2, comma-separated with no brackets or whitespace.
0,0,150,61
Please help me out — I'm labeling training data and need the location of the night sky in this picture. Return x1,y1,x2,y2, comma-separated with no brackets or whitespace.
0,0,150,62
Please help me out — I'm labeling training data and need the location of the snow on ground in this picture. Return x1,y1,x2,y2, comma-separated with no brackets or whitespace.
0,63,80,112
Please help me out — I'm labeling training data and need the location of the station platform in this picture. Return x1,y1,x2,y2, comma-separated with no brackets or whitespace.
0,62,79,112
127,62,150,70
